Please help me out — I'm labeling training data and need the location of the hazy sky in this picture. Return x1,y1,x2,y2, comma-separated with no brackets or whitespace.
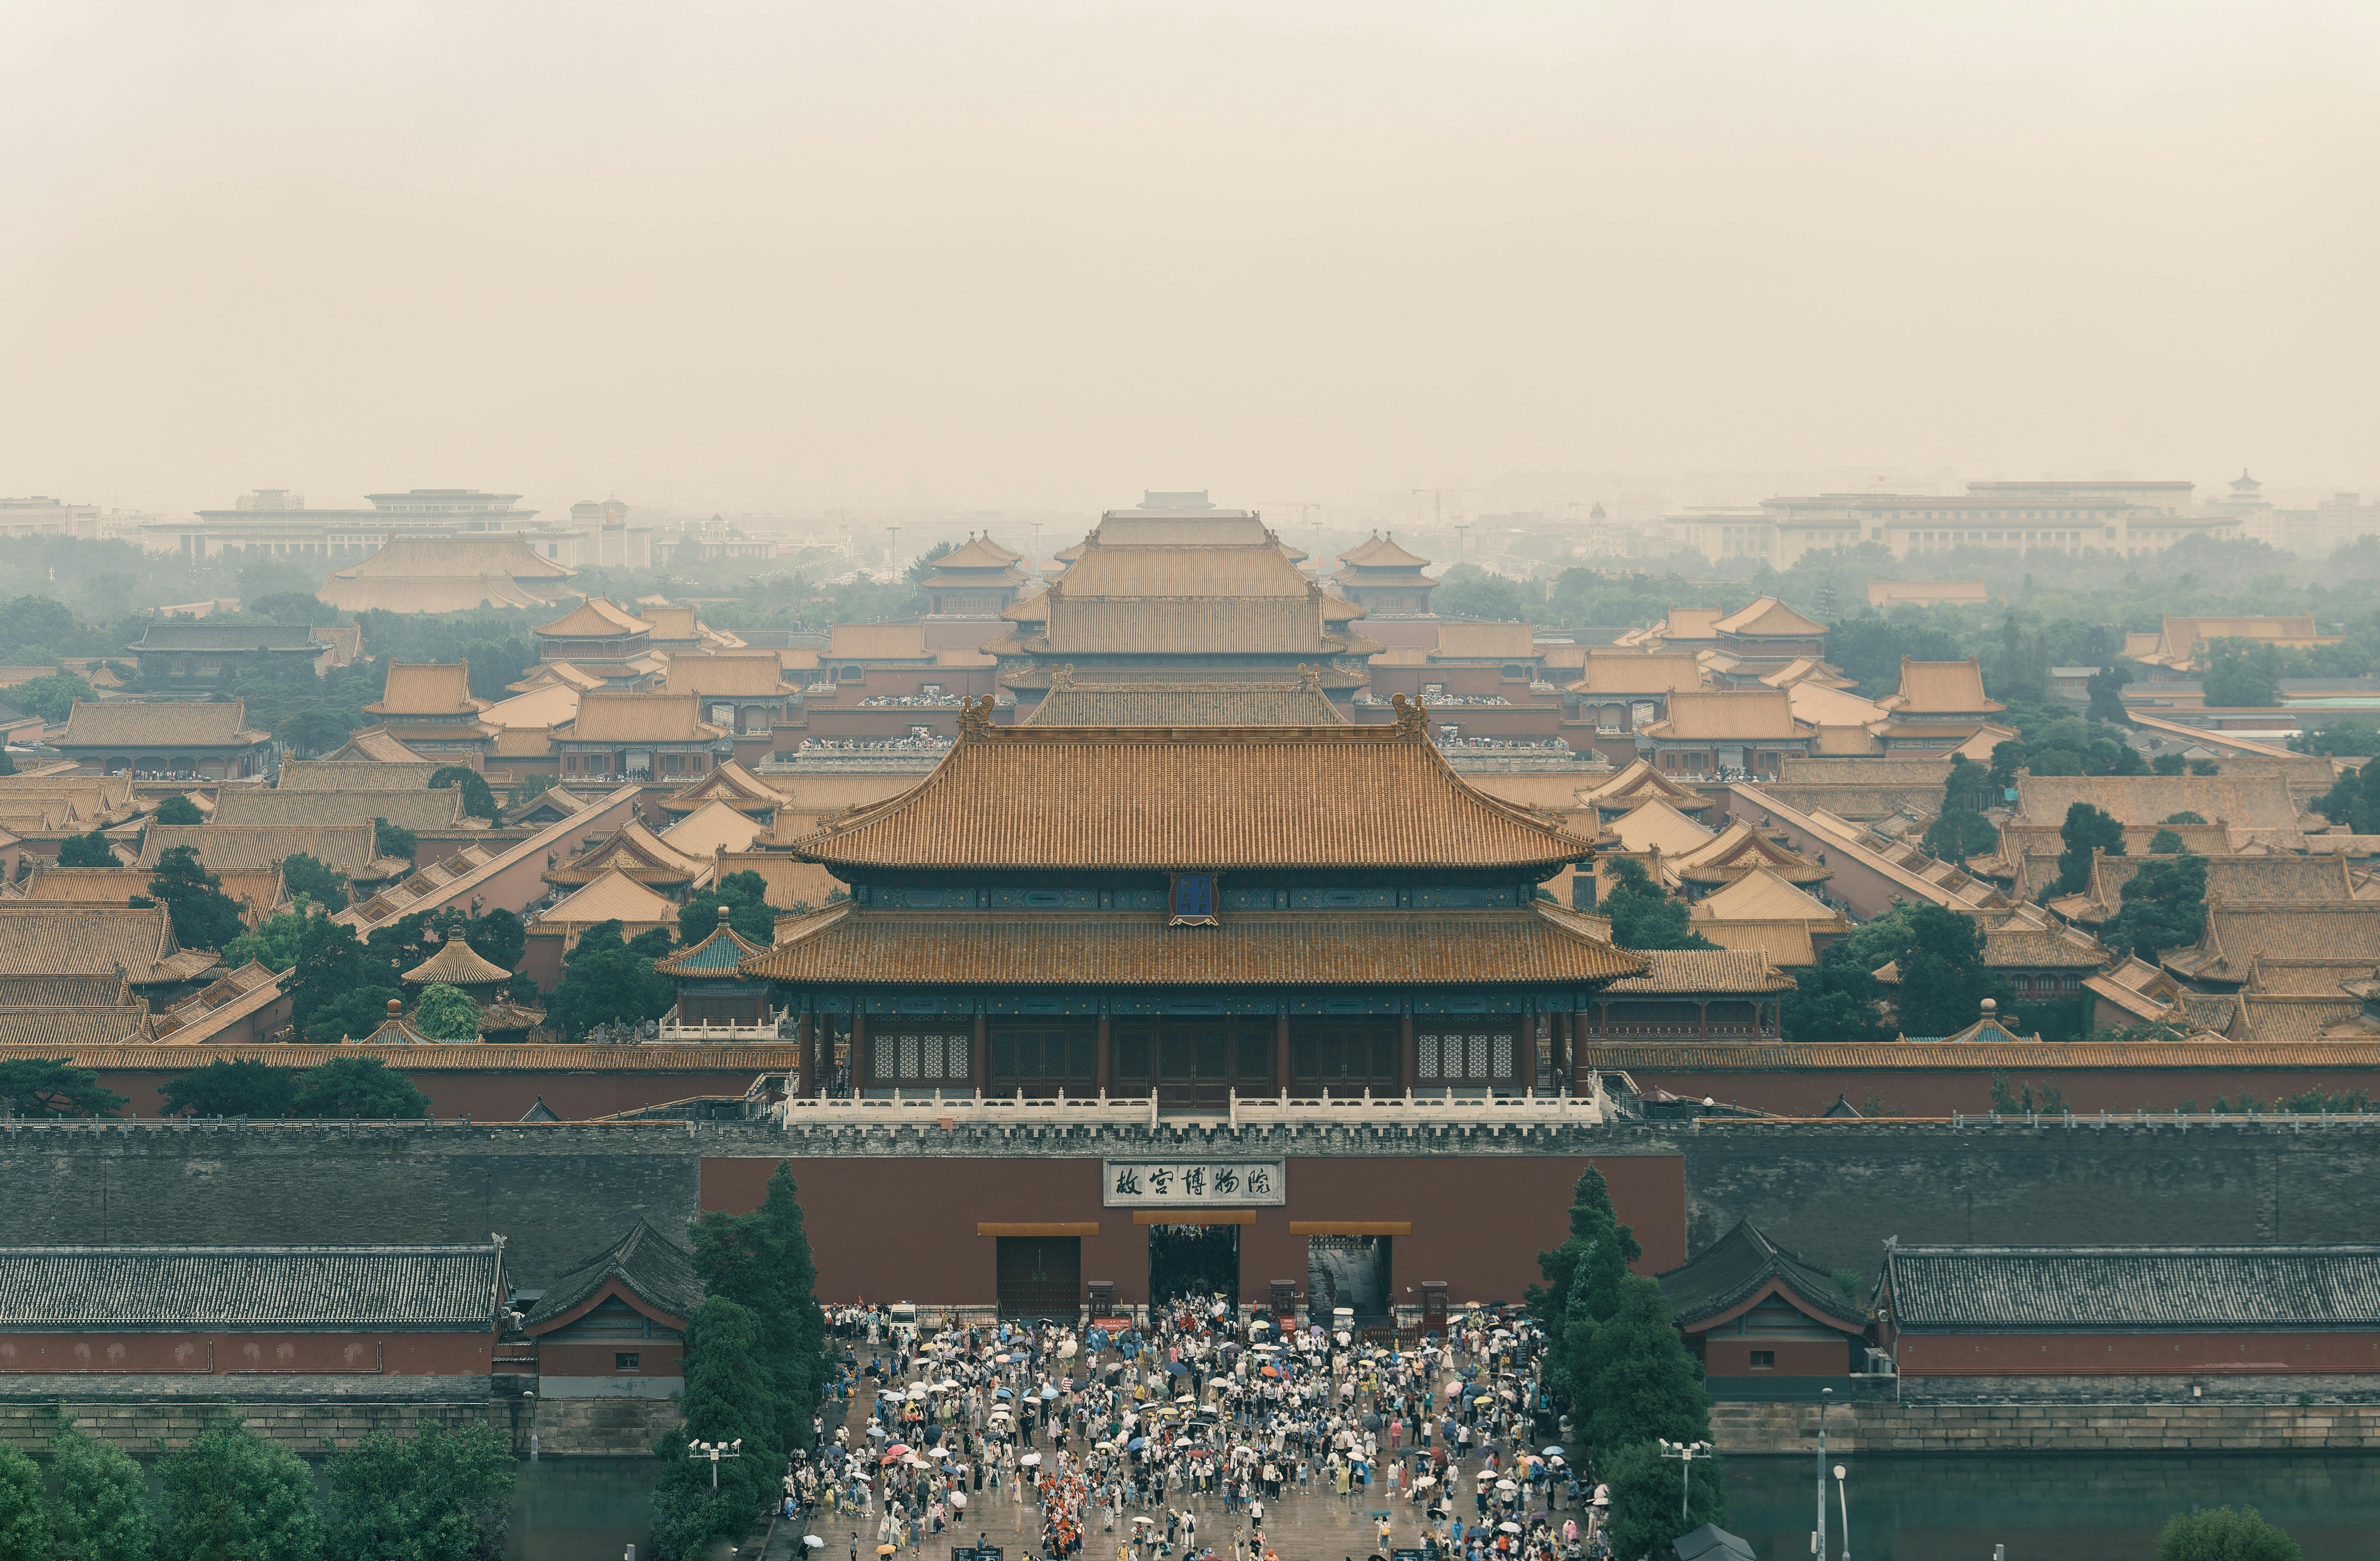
4,1,2377,520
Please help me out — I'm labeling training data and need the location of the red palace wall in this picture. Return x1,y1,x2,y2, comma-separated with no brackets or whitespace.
700,1153,1684,1309
1699,1335,1854,1377
0,1332,492,1376
1898,1332,2380,1378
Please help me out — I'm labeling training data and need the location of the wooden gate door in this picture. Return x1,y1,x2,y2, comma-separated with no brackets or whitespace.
995,1236,1082,1322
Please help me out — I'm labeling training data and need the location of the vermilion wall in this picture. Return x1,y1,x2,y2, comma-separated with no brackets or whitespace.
699,1153,1684,1309
0,1332,491,1375
1700,1335,1855,1377
538,1340,683,1380
1901,1332,2380,1376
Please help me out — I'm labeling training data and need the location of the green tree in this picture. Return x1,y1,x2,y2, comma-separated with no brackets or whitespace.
2201,639,2282,707
160,1058,298,1118
45,1413,154,1561
324,1421,514,1561
1944,752,1996,812
280,851,350,909
2295,718,2380,757
289,915,402,1041
0,1059,125,1118
2190,758,2220,775
2085,663,2133,724
1578,1274,1714,1451
155,1417,323,1561
1871,902,2003,1037
152,793,204,826
429,765,501,821
55,830,115,867
11,672,93,724
2154,752,2187,775
1595,1438,1729,1561
649,1297,782,1561
290,1056,430,1118
549,921,676,1038
678,870,778,947
225,907,315,973
2055,802,2127,897
1601,858,1716,951
2164,811,2208,825
374,817,418,862
2102,851,2209,963
2147,828,2186,854
689,1161,828,1453
2314,761,2380,835
0,1440,45,1561
148,844,249,951
1779,944,1892,1044
1922,807,1998,864
413,983,481,1041
2155,1504,2301,1561
462,906,527,972
1523,1164,1641,1408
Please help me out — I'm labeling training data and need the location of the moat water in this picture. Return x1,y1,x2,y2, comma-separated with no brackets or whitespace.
1723,1452,2380,1559
503,1453,2380,1561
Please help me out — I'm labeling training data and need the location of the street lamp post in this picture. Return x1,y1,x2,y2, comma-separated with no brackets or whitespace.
1654,1438,1712,1521
689,1438,744,1490
1815,1385,1833,1560
1833,1464,1849,1561
525,1390,537,1461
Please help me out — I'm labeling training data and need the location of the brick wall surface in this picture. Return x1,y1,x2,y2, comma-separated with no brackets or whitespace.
1713,1399,2380,1455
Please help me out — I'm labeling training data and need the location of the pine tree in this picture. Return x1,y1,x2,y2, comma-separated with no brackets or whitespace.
1579,1275,1714,1451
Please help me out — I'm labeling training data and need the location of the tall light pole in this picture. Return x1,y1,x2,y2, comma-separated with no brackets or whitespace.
1815,1385,1833,1559
1833,1463,1849,1561
690,1438,743,1490
1655,1438,1711,1521
525,1390,538,1461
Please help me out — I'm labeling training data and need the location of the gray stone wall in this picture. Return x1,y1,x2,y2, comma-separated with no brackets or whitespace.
10,1116,2380,1304
1664,1118,2380,1285
1713,1399,2380,1455
0,1398,529,1454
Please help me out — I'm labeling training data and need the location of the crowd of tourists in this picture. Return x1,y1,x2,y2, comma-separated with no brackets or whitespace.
785,1299,1616,1561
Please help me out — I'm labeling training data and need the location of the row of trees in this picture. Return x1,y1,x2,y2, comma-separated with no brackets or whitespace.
0,1412,511,1561
652,1163,829,1560
0,1053,431,1119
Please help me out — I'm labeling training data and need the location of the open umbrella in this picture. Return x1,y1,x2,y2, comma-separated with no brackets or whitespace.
803,1540,825,1551
993,1388,1014,1400
1496,1479,1517,1492
1127,1437,1149,1451
879,1547,897,1555
1541,1446,1562,1458
1498,1523,1521,1535
1019,1452,1042,1466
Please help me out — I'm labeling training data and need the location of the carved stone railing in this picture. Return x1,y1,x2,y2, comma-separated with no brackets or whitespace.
1225,1085,1607,1128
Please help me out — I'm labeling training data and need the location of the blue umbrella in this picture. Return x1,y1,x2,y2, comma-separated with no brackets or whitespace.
1127,1437,1149,1451
994,1388,1014,1399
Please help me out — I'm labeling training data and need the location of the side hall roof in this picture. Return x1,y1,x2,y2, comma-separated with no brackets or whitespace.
0,1244,503,1330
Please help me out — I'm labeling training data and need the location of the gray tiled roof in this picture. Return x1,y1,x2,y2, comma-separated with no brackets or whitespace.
524,1222,703,1330
1659,1218,1866,1329
0,1245,503,1330
1886,1245,2380,1331
126,625,328,653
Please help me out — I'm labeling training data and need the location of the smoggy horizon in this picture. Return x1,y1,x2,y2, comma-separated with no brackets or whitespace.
4,2,2376,518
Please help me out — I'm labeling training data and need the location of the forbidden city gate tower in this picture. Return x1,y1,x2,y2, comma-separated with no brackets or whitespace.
742,692,1644,1113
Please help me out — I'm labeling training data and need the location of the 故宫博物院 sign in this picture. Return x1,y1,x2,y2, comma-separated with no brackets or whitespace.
1101,1160,1285,1207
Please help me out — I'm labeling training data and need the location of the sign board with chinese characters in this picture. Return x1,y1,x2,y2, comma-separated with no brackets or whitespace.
1101,1160,1285,1208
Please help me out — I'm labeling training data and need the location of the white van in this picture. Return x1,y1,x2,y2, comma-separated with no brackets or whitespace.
888,1302,919,1343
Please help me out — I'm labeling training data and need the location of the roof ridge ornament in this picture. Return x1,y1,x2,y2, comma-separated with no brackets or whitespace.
956,695,995,740
1389,692,1430,741
1050,665,1076,690
1297,663,1323,693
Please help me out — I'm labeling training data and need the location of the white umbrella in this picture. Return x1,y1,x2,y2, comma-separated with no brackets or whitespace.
1019,1452,1042,1466
1499,1522,1522,1535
